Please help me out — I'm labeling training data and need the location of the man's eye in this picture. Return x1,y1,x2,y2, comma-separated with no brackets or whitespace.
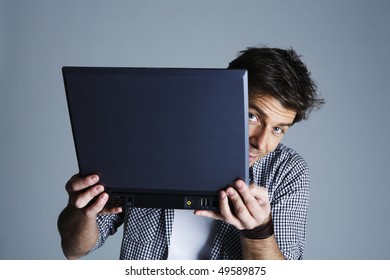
248,113,258,122
273,127,284,135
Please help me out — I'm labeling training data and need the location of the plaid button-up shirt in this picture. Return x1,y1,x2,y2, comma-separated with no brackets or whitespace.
91,143,310,260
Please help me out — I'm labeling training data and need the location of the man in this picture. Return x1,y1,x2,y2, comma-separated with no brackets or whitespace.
57,47,324,260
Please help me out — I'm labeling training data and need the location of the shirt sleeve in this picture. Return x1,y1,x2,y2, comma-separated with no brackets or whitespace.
270,154,310,260
87,213,125,254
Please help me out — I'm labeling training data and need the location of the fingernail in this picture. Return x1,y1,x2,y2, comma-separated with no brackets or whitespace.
100,192,108,200
236,181,244,189
90,175,98,183
226,188,234,196
96,185,104,192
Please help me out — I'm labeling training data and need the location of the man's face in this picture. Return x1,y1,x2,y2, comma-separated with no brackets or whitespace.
248,94,297,166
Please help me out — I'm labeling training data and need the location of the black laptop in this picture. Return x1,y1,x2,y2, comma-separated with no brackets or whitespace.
63,67,248,210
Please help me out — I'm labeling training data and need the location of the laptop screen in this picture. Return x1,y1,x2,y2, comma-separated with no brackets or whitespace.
63,67,248,209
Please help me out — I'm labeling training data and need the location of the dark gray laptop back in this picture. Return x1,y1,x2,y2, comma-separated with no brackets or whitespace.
63,67,248,209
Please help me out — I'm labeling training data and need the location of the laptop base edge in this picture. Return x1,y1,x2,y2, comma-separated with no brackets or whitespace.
105,191,219,210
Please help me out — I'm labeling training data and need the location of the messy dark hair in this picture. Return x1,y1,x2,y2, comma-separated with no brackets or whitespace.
228,47,325,123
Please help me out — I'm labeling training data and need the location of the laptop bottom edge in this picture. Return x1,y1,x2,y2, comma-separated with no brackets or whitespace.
105,191,219,210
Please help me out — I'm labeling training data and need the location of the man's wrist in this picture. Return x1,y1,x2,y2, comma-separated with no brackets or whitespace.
240,215,274,239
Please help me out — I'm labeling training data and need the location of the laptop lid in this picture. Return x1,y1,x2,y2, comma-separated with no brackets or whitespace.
63,67,248,210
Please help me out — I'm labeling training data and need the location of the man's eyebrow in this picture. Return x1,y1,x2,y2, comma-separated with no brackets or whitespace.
249,104,266,117
249,104,293,127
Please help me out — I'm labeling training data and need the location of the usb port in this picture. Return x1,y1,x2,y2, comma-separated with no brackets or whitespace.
200,198,209,207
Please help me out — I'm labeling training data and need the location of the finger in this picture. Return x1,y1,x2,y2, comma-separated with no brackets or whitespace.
218,189,248,229
72,184,105,209
99,207,123,215
234,180,265,217
248,183,270,205
66,174,100,194
225,186,254,228
194,209,223,221
194,191,231,222
83,192,110,217
239,181,272,226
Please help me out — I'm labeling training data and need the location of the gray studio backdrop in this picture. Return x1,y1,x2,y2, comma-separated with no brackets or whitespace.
1,0,389,260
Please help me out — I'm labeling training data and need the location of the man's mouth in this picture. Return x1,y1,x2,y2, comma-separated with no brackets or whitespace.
249,149,261,161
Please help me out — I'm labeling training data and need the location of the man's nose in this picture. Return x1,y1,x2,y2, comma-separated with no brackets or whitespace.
250,126,268,151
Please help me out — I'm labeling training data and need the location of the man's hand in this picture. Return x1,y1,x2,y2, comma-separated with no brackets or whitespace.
65,174,122,217
195,179,270,230
195,179,284,259
58,173,122,259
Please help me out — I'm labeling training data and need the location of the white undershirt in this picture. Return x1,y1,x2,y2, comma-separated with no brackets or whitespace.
168,209,218,260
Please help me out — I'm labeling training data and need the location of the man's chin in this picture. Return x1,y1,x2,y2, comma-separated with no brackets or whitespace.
249,154,265,166
249,157,258,166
